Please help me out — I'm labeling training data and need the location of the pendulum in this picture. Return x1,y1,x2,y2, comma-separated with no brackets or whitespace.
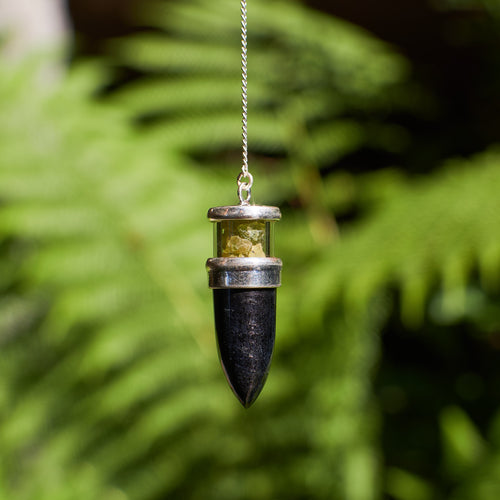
206,205,282,407
205,0,282,408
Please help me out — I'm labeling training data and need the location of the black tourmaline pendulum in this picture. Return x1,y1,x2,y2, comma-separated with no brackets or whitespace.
205,0,282,408
206,206,282,407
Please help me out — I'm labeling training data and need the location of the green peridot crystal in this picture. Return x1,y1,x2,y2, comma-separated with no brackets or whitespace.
221,221,266,258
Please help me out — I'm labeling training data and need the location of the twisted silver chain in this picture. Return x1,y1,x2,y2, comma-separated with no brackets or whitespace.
237,0,253,204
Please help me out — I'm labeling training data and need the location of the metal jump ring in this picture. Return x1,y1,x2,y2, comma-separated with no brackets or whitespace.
237,171,253,204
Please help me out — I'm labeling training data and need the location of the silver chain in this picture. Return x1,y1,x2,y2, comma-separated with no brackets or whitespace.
237,0,253,205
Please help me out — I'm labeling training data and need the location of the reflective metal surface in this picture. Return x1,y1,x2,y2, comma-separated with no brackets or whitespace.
206,257,282,289
208,205,281,221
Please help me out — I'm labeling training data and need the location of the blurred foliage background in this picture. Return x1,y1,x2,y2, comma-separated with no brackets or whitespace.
1,0,500,498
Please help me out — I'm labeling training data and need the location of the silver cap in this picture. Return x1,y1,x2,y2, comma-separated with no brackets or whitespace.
208,205,281,221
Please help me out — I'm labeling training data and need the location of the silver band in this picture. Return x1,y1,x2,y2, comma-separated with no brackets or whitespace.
207,205,281,221
206,257,282,289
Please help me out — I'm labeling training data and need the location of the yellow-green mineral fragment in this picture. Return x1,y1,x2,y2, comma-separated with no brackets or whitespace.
222,221,266,257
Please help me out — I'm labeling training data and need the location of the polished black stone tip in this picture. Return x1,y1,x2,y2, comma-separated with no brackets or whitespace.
213,288,276,408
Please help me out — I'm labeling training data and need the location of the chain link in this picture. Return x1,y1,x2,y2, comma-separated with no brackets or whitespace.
237,171,253,204
238,0,253,205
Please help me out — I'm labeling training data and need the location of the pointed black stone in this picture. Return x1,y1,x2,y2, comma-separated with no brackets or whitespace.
213,288,276,408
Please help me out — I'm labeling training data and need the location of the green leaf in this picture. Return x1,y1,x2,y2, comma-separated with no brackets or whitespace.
440,406,486,476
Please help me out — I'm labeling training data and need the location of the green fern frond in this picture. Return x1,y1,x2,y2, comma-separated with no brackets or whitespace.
2,0,496,499
0,53,384,500
303,149,500,326
111,0,411,175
